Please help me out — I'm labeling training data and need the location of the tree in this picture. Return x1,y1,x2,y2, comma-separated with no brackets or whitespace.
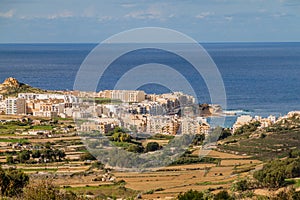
6,155,14,164
232,179,249,192
23,178,82,200
0,167,29,197
219,128,232,140
178,189,205,200
253,158,300,188
54,149,66,161
145,142,160,152
127,144,144,153
79,152,96,161
112,132,131,142
214,190,234,200
235,121,261,135
18,150,30,163
272,187,300,200
192,134,205,145
31,150,41,158
42,149,54,162
288,149,300,158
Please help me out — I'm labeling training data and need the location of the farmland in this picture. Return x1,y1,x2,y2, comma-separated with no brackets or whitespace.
1,114,300,199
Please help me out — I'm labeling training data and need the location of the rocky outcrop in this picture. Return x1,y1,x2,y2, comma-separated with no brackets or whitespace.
1,77,23,88
0,77,45,97
199,103,223,116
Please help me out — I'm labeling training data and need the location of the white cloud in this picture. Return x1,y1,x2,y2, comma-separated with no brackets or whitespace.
125,9,162,20
98,15,113,22
196,12,214,19
272,12,287,18
121,3,137,8
82,7,96,18
225,16,233,21
124,4,169,21
47,10,73,19
0,9,15,18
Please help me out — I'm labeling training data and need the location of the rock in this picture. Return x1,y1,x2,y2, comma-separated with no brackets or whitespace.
2,77,22,87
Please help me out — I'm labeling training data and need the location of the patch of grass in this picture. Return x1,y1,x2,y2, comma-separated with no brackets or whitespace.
149,134,175,140
196,180,234,186
20,168,58,172
0,138,29,143
30,125,53,130
170,156,219,166
291,179,300,188
111,141,133,149
64,184,139,199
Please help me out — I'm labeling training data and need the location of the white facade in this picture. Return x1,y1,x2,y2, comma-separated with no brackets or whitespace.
233,115,253,133
18,93,78,103
6,98,17,115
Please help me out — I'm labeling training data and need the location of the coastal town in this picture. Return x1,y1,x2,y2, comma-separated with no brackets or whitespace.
1,77,300,199
0,77,297,137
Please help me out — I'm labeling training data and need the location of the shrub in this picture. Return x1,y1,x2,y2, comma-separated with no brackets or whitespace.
232,179,249,192
214,190,235,200
145,142,160,152
6,155,14,164
79,152,96,161
0,167,29,197
253,158,300,188
23,179,83,200
178,189,205,200
127,144,144,153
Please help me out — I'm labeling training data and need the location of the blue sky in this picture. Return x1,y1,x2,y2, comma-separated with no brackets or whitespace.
0,0,299,43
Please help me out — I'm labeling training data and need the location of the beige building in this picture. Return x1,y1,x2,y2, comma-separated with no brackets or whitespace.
146,115,179,135
232,115,253,133
122,114,147,133
99,90,145,103
180,117,210,135
80,118,119,133
16,98,26,115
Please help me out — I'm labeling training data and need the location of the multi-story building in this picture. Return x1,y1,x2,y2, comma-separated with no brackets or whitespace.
146,115,179,135
122,114,147,133
99,90,145,103
232,115,253,133
6,98,17,115
180,117,201,134
18,93,78,103
80,118,119,133
16,98,26,115
0,100,6,114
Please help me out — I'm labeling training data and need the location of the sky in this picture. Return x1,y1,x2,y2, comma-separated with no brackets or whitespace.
0,0,299,43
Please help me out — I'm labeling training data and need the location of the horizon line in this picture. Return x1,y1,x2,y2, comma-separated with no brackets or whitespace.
0,41,300,45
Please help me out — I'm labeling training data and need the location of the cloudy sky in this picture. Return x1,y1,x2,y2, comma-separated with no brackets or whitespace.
0,0,299,43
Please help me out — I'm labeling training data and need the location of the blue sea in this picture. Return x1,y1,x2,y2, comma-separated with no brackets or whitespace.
0,43,299,126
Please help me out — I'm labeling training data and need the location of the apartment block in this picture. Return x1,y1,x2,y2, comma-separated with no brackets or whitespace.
99,90,145,103
6,98,17,115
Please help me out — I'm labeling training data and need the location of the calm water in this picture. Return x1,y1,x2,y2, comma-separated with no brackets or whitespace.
0,43,299,124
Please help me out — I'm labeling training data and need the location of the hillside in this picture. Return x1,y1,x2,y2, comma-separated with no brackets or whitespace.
0,77,47,97
218,114,300,160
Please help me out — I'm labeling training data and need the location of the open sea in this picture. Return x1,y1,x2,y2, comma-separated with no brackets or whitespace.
0,42,299,126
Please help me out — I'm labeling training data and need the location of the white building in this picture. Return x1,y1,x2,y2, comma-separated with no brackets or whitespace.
99,90,146,103
232,115,253,133
18,93,78,103
6,98,17,115
0,100,6,114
